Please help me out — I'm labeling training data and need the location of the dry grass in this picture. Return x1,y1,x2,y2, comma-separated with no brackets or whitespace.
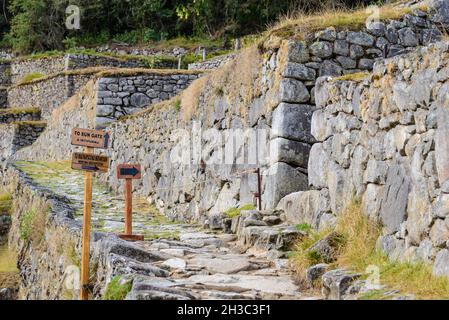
13,66,202,88
290,228,334,287
332,71,370,82
258,1,429,50
335,199,382,270
180,45,262,120
290,199,449,299
0,107,40,116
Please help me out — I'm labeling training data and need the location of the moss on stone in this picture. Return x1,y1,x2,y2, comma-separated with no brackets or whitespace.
103,276,132,300
224,203,256,218
17,72,46,85
0,107,40,116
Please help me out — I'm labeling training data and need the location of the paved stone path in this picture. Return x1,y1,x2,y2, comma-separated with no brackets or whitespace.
15,161,319,300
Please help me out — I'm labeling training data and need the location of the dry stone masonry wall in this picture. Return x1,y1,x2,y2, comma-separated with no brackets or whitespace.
10,54,148,84
188,53,237,70
7,73,97,119
96,72,201,128
285,41,449,278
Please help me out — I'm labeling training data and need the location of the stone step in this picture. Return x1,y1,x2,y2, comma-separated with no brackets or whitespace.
0,108,41,124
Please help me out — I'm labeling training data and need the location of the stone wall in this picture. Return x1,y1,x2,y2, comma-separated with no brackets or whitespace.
0,164,177,300
95,72,201,128
100,44,314,224
0,122,46,162
0,61,11,86
188,53,237,70
282,41,449,278
13,80,98,162
10,54,148,84
7,73,96,119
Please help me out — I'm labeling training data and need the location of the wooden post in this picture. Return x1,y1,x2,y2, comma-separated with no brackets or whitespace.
80,147,93,300
202,48,206,61
256,168,262,211
124,178,133,235
178,56,182,70
117,164,143,242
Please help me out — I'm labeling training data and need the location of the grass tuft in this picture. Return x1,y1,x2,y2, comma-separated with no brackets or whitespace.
259,1,429,50
224,203,256,218
290,198,449,299
332,71,370,82
0,192,13,215
103,276,133,300
17,72,45,85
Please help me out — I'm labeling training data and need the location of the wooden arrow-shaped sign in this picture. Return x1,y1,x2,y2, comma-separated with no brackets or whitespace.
117,164,142,179
71,128,110,149
72,152,109,173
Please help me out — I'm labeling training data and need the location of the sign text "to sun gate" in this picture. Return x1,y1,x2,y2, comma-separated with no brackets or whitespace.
71,128,110,149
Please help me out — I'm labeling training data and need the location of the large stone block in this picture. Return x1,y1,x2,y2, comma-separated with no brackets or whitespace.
435,97,449,185
262,162,308,210
380,163,410,234
327,161,353,214
271,103,314,144
284,40,310,63
270,137,310,168
311,109,332,142
283,62,316,81
276,189,331,228
308,143,329,189
279,78,310,103
433,249,449,278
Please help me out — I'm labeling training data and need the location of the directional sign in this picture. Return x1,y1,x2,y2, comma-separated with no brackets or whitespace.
71,152,109,173
117,164,142,179
71,128,110,149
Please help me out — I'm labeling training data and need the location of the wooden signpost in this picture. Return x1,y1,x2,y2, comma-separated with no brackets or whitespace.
117,164,144,242
71,127,110,300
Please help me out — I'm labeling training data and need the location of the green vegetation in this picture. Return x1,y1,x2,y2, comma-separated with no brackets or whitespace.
19,206,48,245
103,276,133,300
143,230,180,241
259,1,428,49
1,0,386,54
173,98,182,112
295,223,312,233
0,192,13,215
17,72,45,85
290,199,449,299
224,203,256,218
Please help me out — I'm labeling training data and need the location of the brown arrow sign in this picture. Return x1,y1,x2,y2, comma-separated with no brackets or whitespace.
117,164,142,179
72,152,109,173
71,128,110,149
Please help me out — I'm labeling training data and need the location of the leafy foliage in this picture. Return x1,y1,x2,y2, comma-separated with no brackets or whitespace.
0,0,383,54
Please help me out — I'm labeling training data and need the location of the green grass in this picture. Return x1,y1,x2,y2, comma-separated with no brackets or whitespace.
19,206,48,245
173,98,182,112
224,203,256,218
103,276,133,300
0,192,12,215
295,223,313,233
143,230,180,241
17,72,45,85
